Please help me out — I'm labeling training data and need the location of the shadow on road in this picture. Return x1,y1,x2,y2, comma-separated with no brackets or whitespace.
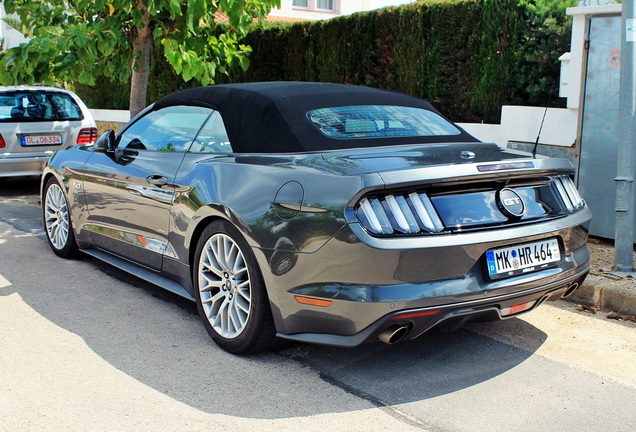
276,320,546,406
0,176,41,197
0,178,43,234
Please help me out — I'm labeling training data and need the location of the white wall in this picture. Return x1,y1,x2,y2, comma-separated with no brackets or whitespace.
459,106,578,148
90,109,130,124
0,4,29,49
369,0,414,8
268,0,415,21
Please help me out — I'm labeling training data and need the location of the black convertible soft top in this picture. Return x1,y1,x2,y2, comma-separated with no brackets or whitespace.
153,82,478,153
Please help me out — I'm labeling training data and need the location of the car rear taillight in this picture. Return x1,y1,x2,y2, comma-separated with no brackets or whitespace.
356,193,445,235
77,127,98,145
0,133,5,149
553,175,585,212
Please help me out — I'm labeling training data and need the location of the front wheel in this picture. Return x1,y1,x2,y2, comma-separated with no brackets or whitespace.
42,177,79,258
193,220,276,354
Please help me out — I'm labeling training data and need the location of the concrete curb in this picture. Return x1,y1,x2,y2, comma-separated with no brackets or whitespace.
566,275,636,317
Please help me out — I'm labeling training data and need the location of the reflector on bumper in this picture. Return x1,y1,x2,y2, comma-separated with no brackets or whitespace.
500,300,536,316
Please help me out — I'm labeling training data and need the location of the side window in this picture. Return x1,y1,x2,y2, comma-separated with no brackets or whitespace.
0,95,13,119
48,94,82,119
117,105,212,152
190,111,232,153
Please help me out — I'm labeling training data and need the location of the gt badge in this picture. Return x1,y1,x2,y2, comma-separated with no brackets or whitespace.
497,188,525,218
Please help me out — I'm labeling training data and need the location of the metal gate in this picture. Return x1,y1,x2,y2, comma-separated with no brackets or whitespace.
577,14,634,242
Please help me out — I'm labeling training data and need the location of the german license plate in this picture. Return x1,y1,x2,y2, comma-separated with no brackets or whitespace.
21,134,63,146
486,238,560,279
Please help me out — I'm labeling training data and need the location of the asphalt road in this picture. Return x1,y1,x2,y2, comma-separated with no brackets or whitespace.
1,178,635,432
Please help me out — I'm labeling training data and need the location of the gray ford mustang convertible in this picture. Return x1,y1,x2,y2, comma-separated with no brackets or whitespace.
41,82,592,354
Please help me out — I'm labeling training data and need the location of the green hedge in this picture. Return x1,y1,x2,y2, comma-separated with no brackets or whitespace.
75,0,574,123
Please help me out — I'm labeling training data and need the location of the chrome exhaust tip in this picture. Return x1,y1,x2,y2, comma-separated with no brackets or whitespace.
378,324,410,344
562,283,579,298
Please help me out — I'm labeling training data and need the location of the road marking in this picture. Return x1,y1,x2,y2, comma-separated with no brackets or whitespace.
0,273,11,288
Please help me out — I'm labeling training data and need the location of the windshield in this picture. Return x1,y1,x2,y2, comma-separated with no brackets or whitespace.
307,105,461,140
0,91,84,122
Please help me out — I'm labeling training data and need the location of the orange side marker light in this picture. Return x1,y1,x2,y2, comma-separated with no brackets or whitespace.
294,295,333,307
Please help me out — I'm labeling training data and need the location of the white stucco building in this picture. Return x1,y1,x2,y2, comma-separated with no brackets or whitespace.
268,0,416,21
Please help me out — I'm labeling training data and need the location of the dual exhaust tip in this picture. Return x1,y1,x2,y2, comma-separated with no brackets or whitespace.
562,282,579,298
378,324,410,345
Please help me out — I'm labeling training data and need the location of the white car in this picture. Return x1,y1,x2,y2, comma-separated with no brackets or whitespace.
0,85,97,177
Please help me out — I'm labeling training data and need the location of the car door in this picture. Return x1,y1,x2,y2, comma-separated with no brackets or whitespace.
82,105,213,270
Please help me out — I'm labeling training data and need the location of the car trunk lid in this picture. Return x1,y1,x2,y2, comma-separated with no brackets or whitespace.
319,142,534,177
1,121,78,154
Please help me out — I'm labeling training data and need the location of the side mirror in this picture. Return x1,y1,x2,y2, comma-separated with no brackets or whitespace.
93,130,116,154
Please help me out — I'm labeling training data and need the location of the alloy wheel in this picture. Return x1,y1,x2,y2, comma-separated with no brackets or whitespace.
44,183,70,251
198,233,252,339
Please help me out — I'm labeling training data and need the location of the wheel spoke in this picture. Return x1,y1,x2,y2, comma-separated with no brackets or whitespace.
229,302,242,334
226,241,238,272
212,237,231,274
219,300,231,337
204,246,224,275
199,271,224,292
203,290,226,307
235,283,251,304
234,295,250,315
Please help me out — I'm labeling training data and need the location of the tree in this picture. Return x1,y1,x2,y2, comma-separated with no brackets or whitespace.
0,0,280,116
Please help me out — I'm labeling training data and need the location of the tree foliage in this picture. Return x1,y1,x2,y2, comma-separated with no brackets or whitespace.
0,0,280,115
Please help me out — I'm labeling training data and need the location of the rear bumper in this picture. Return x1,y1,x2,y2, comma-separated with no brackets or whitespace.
276,266,588,347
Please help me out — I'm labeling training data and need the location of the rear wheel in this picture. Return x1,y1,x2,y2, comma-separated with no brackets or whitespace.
193,220,276,354
42,177,79,258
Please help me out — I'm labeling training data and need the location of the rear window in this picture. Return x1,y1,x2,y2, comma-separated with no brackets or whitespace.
307,105,461,139
0,91,84,122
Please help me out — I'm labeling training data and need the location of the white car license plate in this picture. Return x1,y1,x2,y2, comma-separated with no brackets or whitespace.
21,134,63,146
486,238,560,279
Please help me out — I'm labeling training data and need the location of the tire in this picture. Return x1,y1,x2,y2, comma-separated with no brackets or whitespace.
193,220,276,354
42,177,80,258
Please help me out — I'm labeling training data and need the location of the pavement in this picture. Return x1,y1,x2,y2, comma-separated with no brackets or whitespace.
565,241,636,318
568,272,636,318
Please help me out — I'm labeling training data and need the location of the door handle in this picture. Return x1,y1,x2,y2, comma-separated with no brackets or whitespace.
146,175,168,186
